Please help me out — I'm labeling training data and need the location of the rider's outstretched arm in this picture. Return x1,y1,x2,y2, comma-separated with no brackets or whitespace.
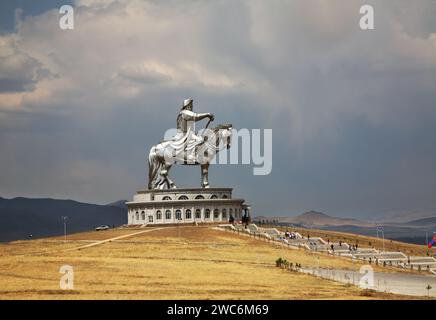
181,110,213,122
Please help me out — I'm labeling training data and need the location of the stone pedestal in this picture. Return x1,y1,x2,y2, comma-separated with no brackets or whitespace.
126,188,250,225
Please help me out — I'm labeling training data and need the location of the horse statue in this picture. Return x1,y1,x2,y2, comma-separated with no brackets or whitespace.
148,99,232,190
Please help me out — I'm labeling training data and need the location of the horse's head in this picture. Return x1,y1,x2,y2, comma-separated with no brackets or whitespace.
212,124,233,149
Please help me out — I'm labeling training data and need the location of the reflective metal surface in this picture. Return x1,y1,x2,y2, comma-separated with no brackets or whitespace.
148,99,232,190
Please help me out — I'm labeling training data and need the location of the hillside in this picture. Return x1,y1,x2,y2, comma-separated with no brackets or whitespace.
0,226,418,299
276,225,435,257
254,211,436,245
0,197,126,242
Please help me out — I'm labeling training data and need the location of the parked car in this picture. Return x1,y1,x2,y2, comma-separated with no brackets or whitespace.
95,225,110,231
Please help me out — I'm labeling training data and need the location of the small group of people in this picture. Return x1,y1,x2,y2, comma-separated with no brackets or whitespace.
349,243,359,251
329,241,359,252
284,230,298,239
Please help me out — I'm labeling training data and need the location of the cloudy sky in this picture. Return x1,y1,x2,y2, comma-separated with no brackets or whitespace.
0,0,435,219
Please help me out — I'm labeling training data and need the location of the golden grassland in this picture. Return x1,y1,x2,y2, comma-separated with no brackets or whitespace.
0,226,423,299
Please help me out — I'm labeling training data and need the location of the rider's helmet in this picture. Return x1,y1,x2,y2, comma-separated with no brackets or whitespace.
182,98,193,110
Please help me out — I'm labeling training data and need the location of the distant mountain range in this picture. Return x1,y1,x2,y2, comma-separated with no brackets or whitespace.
0,197,127,242
255,211,373,227
106,200,128,209
359,209,436,224
254,210,436,245
404,216,436,226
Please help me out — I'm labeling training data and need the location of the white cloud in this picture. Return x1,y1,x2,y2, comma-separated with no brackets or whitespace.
0,35,48,93
115,60,241,89
0,0,434,141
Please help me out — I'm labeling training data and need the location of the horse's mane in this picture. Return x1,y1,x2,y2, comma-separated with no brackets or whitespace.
212,124,232,131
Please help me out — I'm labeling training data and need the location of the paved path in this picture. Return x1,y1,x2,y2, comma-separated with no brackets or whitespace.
302,267,436,297
64,227,175,251
18,227,174,256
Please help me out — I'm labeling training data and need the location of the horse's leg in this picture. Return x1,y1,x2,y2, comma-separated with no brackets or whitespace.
159,166,169,189
167,167,177,189
162,163,177,189
201,163,210,188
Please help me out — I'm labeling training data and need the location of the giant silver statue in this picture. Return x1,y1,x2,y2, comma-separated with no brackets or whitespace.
148,99,232,189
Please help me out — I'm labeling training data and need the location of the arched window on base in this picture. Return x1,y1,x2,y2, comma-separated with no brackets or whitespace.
185,209,192,219
195,209,201,219
175,209,182,221
165,210,172,220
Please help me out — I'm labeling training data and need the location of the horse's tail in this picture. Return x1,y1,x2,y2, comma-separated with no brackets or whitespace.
148,146,163,189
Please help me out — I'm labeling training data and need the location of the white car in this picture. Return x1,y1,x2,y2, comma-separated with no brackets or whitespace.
95,225,110,231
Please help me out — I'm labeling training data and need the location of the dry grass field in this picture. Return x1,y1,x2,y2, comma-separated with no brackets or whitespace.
0,226,421,299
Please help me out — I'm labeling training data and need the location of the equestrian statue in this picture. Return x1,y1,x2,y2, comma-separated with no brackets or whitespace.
148,99,232,189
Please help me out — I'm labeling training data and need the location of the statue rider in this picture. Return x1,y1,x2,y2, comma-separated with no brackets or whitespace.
170,98,214,163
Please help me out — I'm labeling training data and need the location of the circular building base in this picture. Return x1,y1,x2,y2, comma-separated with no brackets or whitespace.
126,188,249,225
